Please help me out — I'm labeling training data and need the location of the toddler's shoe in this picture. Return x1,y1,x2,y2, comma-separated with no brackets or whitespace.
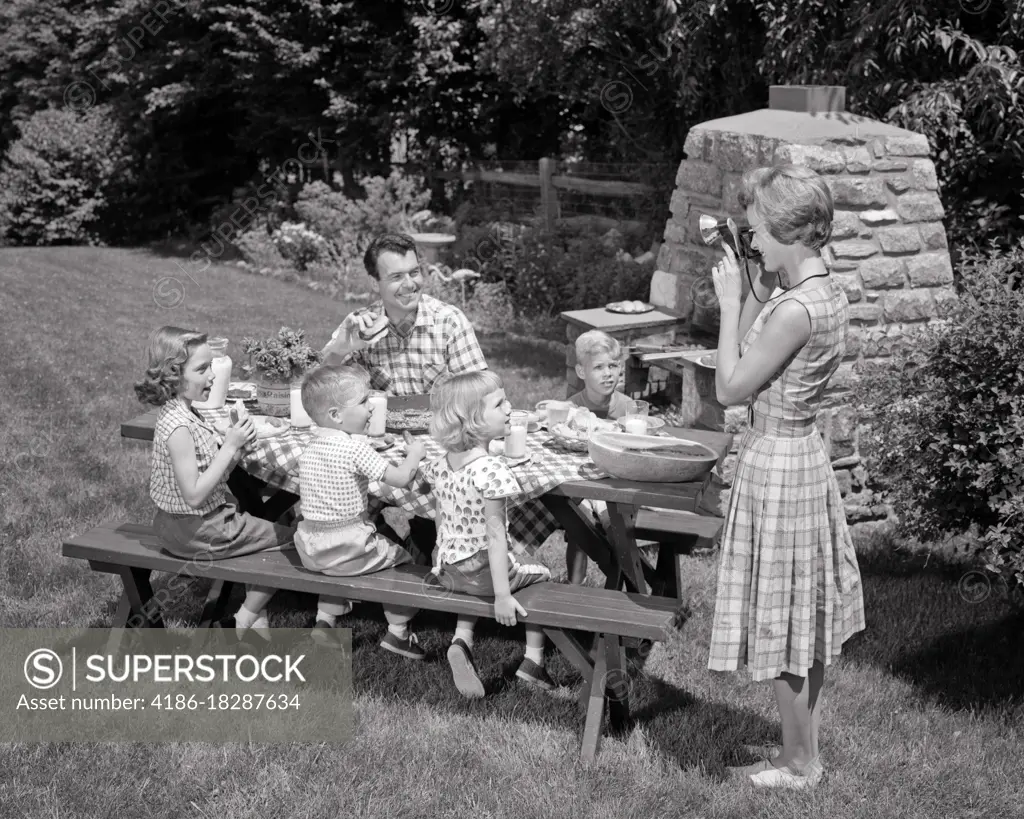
310,620,349,652
446,638,485,698
515,658,555,691
380,631,426,660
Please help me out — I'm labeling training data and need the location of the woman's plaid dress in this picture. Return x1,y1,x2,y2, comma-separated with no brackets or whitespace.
708,281,866,682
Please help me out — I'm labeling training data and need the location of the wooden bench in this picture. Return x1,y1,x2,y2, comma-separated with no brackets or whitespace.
631,509,724,600
63,522,683,762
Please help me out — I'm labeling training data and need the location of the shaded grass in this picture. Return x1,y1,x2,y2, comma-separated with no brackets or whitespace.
1,248,1022,818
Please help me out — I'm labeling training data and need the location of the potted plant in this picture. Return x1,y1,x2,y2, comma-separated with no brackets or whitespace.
241,327,322,417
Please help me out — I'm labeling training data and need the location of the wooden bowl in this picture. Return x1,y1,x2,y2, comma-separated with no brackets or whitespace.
588,431,718,483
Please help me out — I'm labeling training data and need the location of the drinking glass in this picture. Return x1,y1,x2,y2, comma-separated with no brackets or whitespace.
623,399,650,435
506,411,529,459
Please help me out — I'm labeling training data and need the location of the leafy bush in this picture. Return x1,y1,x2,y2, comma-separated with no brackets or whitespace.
0,105,132,246
294,172,432,251
273,221,330,270
451,223,653,322
235,227,290,271
858,241,1024,589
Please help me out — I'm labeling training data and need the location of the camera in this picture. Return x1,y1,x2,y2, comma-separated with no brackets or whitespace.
698,214,760,260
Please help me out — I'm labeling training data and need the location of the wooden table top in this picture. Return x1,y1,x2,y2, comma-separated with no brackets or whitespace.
121,395,732,512
559,306,688,335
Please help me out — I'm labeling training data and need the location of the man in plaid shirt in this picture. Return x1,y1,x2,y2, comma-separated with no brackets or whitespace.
321,233,488,395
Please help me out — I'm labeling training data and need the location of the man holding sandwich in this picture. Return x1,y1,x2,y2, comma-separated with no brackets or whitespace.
321,232,488,394
320,232,488,563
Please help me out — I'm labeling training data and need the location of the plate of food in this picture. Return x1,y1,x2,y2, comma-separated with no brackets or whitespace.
697,351,717,368
549,410,618,452
215,412,290,440
353,432,396,451
386,407,433,433
226,382,257,401
616,416,666,433
251,415,290,439
606,300,655,314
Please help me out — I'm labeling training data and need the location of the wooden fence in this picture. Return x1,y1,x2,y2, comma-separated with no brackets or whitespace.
432,158,659,232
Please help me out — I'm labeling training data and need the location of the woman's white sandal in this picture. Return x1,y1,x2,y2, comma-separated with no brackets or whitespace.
749,757,824,790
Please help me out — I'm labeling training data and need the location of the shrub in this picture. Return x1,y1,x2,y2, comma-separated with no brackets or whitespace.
451,223,653,324
858,241,1024,589
0,105,132,246
294,172,432,251
234,227,290,272
273,221,330,270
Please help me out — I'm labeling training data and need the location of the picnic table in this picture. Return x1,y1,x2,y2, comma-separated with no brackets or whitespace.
121,395,732,597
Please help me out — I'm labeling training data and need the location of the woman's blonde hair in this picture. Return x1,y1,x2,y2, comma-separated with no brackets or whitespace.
134,326,208,406
301,364,371,426
429,370,504,452
739,164,834,251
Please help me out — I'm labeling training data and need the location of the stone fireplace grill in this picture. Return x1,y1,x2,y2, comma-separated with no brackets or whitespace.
647,85,956,529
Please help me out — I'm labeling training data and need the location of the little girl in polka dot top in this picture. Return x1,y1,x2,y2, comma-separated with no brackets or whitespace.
423,370,555,698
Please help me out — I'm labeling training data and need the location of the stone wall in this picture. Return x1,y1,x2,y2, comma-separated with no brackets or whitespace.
651,101,956,529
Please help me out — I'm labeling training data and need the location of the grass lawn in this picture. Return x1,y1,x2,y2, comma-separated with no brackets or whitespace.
1,247,1022,818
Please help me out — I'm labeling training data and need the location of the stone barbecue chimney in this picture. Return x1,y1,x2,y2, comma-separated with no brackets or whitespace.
651,85,956,529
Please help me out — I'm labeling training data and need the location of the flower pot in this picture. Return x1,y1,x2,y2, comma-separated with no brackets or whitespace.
256,379,291,417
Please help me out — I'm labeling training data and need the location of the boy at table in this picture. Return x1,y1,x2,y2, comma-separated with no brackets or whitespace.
566,329,631,583
295,364,428,658
568,330,633,420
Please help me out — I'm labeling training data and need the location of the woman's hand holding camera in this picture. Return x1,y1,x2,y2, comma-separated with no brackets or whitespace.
712,242,744,312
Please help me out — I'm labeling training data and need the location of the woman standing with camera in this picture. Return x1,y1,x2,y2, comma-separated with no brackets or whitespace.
707,164,866,790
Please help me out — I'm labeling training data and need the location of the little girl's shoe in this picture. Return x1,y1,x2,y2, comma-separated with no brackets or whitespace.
447,638,485,698
515,658,555,691
380,631,426,660
310,620,349,652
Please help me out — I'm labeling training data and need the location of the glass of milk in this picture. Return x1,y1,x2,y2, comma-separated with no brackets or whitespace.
290,385,313,428
505,411,529,460
622,399,650,435
367,390,388,437
193,336,232,410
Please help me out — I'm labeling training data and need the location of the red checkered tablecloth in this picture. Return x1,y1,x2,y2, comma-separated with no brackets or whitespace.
196,406,605,554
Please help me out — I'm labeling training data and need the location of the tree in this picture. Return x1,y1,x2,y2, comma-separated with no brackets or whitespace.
0,105,132,245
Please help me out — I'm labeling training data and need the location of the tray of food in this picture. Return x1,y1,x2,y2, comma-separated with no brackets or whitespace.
385,408,433,433
606,300,655,314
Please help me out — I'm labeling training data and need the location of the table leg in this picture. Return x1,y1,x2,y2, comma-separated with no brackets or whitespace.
543,628,595,692
119,567,165,629
580,633,609,763
603,634,631,735
198,580,235,627
604,503,648,595
539,495,616,579
111,592,132,627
